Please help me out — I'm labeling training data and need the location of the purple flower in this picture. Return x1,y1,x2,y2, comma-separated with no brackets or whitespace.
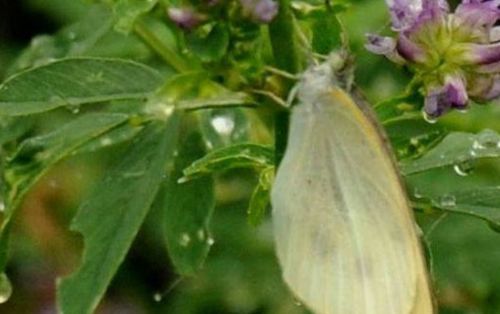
240,0,279,23
167,7,206,30
366,0,500,118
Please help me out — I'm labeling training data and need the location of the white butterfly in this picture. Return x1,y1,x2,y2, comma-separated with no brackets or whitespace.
271,58,434,314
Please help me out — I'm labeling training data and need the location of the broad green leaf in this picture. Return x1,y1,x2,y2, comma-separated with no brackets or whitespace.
157,121,215,275
10,6,113,73
0,117,35,148
182,143,274,180
57,116,180,314
248,167,274,227
0,58,162,116
113,0,158,34
73,122,143,154
0,113,129,272
185,23,230,63
148,72,252,112
4,113,130,215
401,130,500,175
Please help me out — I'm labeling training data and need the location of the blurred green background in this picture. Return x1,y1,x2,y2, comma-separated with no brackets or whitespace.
1,0,500,313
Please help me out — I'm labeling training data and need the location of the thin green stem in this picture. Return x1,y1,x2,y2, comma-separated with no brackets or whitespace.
134,21,191,73
268,0,301,74
268,0,302,166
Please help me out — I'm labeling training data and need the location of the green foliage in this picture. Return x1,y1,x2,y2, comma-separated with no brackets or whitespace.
113,0,158,34
0,0,499,313
159,119,215,275
0,58,162,115
58,118,180,314
183,143,274,179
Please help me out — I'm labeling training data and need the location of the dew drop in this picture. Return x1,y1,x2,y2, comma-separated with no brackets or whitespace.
413,187,423,199
179,233,191,247
49,95,66,107
205,140,214,150
0,273,12,304
66,31,77,40
177,176,189,184
439,194,456,208
207,237,215,246
0,202,5,213
474,129,499,150
422,111,438,124
197,229,205,241
100,137,112,146
211,114,235,136
153,292,162,302
453,160,474,177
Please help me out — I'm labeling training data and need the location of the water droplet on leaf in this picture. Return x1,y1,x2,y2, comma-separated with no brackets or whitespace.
153,292,162,302
422,111,438,124
100,137,112,146
211,114,235,136
207,237,215,246
453,160,474,177
439,194,456,208
0,273,12,304
197,229,205,241
473,129,499,150
413,187,423,199
179,233,191,247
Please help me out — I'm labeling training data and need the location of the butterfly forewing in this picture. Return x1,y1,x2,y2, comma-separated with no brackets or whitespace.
271,78,433,314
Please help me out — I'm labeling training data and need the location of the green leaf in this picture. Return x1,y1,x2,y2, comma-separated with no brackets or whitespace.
10,5,113,73
4,113,130,214
248,167,274,227
113,0,158,34
311,11,342,54
57,116,180,314
0,112,129,271
182,143,274,180
73,121,143,154
185,23,230,63
384,113,446,160
401,129,500,176
156,120,215,275
0,58,162,116
412,186,500,231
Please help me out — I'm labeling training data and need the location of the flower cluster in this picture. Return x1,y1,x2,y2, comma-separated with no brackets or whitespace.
366,0,500,118
167,0,279,31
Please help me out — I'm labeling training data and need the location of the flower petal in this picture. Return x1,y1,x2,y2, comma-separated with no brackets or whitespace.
483,75,500,99
443,74,469,108
424,87,449,117
424,75,469,116
240,0,279,23
365,34,406,64
455,0,500,29
462,42,500,65
386,0,448,31
167,7,205,30
396,34,428,63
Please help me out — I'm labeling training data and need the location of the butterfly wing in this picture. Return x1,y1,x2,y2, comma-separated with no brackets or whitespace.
271,86,433,314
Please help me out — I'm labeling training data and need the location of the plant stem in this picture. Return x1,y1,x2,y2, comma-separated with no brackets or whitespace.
268,0,301,166
269,0,301,74
134,21,191,73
